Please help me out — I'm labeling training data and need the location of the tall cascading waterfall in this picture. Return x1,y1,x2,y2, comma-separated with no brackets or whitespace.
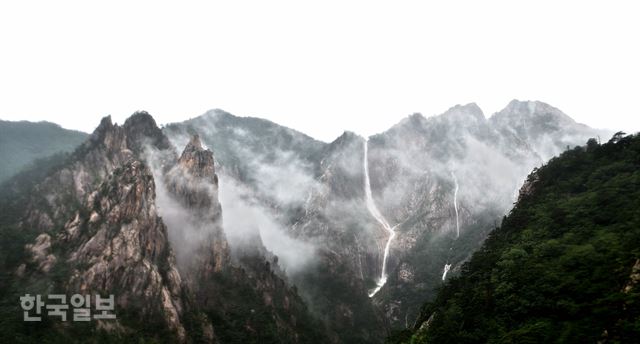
442,171,460,281
363,139,397,297
452,171,460,239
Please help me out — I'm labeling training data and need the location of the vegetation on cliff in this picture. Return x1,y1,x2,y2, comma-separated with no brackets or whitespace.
392,133,640,343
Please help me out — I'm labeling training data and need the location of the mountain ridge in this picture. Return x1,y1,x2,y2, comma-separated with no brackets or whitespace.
0,119,88,183
0,101,619,343
0,112,327,343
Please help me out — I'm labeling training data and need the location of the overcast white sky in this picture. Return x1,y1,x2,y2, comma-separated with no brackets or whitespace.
0,1,638,142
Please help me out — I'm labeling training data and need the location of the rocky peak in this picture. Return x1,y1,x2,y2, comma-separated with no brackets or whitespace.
489,100,606,161
83,111,172,158
159,143,230,300
164,135,220,216
492,99,576,126
92,115,114,139
177,135,217,183
123,111,172,153
502,99,548,115
326,131,363,155
86,115,127,152
439,103,486,125
381,104,488,147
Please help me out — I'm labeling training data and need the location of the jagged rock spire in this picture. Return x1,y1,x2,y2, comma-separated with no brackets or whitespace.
164,134,229,276
177,134,217,183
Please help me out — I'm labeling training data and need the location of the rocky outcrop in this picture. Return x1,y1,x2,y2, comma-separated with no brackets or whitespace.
164,134,230,278
11,113,188,341
67,160,185,339
161,135,325,343
167,135,221,215
24,233,57,273
122,111,172,154
517,168,541,203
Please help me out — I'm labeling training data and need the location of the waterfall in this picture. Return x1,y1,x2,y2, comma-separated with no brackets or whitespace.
442,171,460,281
451,171,460,239
364,139,396,297
441,263,452,281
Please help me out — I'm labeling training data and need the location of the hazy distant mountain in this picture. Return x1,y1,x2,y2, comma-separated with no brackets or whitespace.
490,100,606,161
0,120,87,183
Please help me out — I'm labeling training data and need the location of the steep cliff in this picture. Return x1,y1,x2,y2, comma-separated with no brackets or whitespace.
0,112,326,343
291,131,387,343
1,112,187,341
163,134,229,277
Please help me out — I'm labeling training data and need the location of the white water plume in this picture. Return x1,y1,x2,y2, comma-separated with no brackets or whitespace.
441,264,452,281
442,172,460,282
364,139,397,297
452,171,460,238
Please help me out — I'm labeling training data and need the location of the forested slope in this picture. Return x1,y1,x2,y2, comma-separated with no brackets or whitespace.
0,120,87,183
393,133,640,343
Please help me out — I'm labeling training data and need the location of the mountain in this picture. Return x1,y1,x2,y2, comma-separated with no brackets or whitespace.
0,101,612,343
0,120,87,183
164,109,326,185
288,101,609,332
393,133,640,343
165,112,388,342
290,131,388,342
0,112,326,343
158,100,610,340
490,100,606,161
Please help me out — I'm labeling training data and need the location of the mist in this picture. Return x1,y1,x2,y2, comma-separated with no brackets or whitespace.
143,146,224,269
162,121,322,276
156,102,608,305
218,174,317,274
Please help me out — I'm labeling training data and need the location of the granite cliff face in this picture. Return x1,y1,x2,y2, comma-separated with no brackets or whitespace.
0,112,326,343
9,113,187,340
163,134,229,277
290,131,387,342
